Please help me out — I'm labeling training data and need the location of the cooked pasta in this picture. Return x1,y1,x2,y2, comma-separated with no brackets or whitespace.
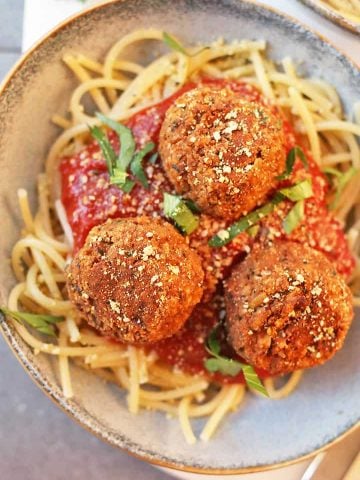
321,0,360,23
5,29,360,443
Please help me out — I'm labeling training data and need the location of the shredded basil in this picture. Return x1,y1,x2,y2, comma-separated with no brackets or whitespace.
184,199,201,214
96,113,135,171
89,114,156,192
88,125,116,174
149,152,159,164
163,32,209,57
209,194,283,247
163,193,199,235
163,32,188,55
277,146,308,181
283,200,305,234
323,166,358,210
204,324,269,397
209,179,313,247
278,179,313,202
130,142,155,189
1,307,64,337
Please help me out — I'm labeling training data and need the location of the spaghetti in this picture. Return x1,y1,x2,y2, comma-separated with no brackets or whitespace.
321,0,360,23
6,29,360,443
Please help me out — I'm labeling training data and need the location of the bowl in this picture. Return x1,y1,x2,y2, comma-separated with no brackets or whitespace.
0,0,359,474
300,0,360,34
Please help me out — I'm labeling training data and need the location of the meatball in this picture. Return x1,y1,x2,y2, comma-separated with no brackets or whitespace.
66,217,204,343
159,85,286,220
224,241,353,375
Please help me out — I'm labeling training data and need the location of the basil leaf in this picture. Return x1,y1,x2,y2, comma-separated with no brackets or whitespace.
184,199,201,214
163,32,188,55
89,124,130,191
110,168,129,185
121,179,136,193
277,147,308,181
207,324,221,355
130,142,155,189
247,225,259,238
90,115,155,193
242,365,269,397
89,125,116,175
209,195,283,247
1,307,64,337
149,152,159,164
163,32,209,58
328,167,358,210
109,168,135,193
294,146,308,168
204,357,243,376
96,113,136,171
205,356,268,395
209,180,312,247
283,200,304,234
204,325,269,396
278,179,313,202
163,193,199,235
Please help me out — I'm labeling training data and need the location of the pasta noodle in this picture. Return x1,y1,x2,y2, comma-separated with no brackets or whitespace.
5,29,360,443
320,0,360,23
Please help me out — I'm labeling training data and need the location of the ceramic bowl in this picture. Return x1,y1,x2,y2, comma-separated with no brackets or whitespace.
300,0,360,34
0,0,359,474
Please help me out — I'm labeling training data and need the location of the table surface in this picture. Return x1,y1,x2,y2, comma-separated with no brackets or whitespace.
0,2,359,480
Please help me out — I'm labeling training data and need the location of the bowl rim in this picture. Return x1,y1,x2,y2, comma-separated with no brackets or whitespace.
299,0,360,35
0,0,359,474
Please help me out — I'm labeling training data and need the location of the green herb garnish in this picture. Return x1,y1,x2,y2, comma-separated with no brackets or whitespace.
209,195,282,247
130,142,155,189
283,200,304,234
277,179,313,202
209,179,313,247
204,324,268,397
163,32,209,57
323,166,358,210
277,146,308,181
89,114,155,192
96,113,135,170
247,224,260,238
163,32,188,55
184,198,201,214
0,307,64,337
88,125,116,174
163,193,199,235
149,152,159,164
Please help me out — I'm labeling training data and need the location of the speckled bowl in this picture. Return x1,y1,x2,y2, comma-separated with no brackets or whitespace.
300,0,360,34
0,0,359,475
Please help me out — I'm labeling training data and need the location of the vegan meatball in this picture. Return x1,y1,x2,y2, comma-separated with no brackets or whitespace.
67,217,204,343
159,85,286,220
224,241,353,375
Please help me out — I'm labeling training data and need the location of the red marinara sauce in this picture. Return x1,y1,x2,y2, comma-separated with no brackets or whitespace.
59,79,355,384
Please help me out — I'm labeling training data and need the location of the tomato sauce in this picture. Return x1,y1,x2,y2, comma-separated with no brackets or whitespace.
59,79,355,384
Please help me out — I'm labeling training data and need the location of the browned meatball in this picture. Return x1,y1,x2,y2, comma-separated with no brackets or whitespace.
224,241,353,375
66,217,204,343
159,85,286,220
